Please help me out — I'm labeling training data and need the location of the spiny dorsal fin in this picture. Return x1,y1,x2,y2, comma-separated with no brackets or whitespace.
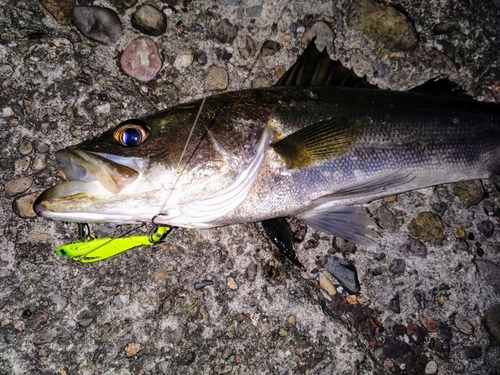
275,38,378,89
272,115,362,169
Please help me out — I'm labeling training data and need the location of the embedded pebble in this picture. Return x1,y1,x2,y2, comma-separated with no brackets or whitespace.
485,304,500,344
33,327,58,345
389,294,400,313
303,21,335,53
157,361,170,375
206,65,228,91
452,180,484,206
286,314,296,325
453,314,474,335
131,5,167,36
154,84,179,105
420,314,438,333
347,0,418,51
409,212,444,245
222,347,233,360
239,35,257,60
120,37,162,82
227,276,238,290
246,263,257,281
389,258,406,274
124,343,141,357
194,279,214,290
40,0,73,25
376,206,398,232
19,139,33,155
323,256,360,294
424,360,438,374
173,49,194,71
401,238,428,258
199,306,210,320
109,0,138,9
246,5,263,17
433,22,460,35
261,40,281,56
162,296,174,314
477,220,494,238
474,259,500,288
5,177,33,196
71,6,123,45
32,154,47,171
318,272,337,296
463,346,482,359
212,19,238,43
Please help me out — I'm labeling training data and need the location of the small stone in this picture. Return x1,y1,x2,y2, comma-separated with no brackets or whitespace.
206,65,228,91
212,19,238,43
383,195,397,203
162,296,174,314
278,328,288,337
261,40,281,56
32,155,47,171
40,0,73,25
323,256,360,294
346,295,357,304
409,212,445,245
475,259,500,288
453,180,484,206
227,276,238,290
485,304,500,344
124,343,141,357
246,263,257,281
463,346,482,360
389,294,400,313
401,238,428,258
71,6,123,45
286,314,296,325
347,0,418,51
33,327,58,345
277,365,289,375
222,348,233,360
177,351,195,365
477,220,494,238
245,5,263,17
19,140,33,155
420,314,438,333
109,0,138,9
377,206,398,231
433,22,460,35
5,177,33,196
318,272,337,296
389,258,406,274
424,360,438,374
14,192,40,218
194,280,214,290
157,361,170,375
453,314,474,335
173,49,194,71
303,21,335,53
239,35,257,60
131,5,167,36
120,37,162,82
200,306,210,321
115,294,129,306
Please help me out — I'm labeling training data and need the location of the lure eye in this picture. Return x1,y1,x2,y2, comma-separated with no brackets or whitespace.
113,121,150,147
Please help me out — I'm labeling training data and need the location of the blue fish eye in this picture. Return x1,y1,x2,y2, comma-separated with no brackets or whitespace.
114,121,150,147
123,128,141,147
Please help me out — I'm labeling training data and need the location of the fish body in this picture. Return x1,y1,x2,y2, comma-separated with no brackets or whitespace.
34,44,500,245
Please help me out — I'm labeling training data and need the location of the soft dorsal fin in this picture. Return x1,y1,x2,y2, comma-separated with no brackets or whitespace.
275,38,378,89
409,77,472,98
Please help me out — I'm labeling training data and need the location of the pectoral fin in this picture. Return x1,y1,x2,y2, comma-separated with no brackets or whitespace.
297,205,379,247
272,116,362,169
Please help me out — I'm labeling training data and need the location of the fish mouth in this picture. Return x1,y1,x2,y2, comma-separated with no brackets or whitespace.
34,149,146,220
55,149,144,195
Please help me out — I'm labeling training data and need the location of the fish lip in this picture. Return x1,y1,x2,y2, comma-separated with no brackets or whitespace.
55,149,145,194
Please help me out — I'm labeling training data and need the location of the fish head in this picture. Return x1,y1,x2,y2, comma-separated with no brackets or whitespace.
34,101,234,225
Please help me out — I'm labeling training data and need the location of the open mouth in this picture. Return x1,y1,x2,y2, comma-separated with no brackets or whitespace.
56,149,144,194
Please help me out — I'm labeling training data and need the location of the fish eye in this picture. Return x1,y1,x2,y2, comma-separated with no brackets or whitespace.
113,120,150,147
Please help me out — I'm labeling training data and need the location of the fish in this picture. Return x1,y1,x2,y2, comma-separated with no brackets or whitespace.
34,39,500,257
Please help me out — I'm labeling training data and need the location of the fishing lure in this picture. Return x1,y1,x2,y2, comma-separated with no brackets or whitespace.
55,224,172,263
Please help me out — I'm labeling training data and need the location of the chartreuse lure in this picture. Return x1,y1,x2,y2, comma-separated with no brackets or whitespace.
55,224,172,263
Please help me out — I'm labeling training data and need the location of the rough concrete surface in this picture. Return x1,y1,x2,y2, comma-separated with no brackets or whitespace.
1,0,500,374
